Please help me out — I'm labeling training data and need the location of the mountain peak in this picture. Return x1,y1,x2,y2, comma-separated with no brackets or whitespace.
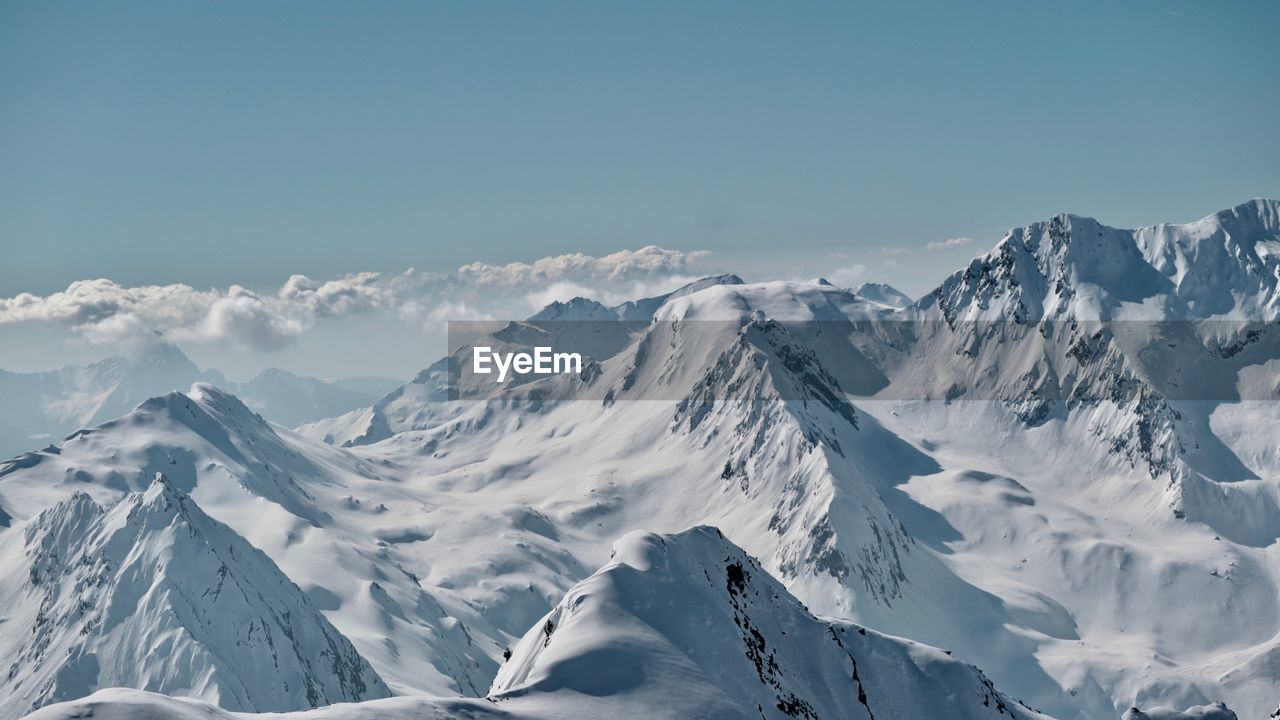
131,340,198,369
493,525,1045,720
1206,197,1280,232
137,471,187,512
24,490,103,550
126,383,270,435
1,478,390,716
610,274,747,321
527,296,618,322
851,281,912,309
253,367,301,381
685,272,745,288
924,201,1280,322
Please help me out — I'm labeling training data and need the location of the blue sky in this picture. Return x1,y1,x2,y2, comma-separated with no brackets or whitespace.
1,1,1277,377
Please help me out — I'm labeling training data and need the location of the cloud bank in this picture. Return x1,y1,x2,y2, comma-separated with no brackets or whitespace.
0,247,716,352
925,236,974,251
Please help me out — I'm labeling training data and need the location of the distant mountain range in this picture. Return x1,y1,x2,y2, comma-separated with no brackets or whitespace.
0,344,399,459
3,200,1279,720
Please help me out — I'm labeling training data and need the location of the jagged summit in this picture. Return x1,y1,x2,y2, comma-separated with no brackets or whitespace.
77,200,1280,720
1183,197,1280,239
301,273,753,447
1135,198,1280,319
128,340,201,373
0,383,335,526
0,475,390,717
82,343,221,428
924,200,1280,323
15,527,1056,720
617,272,747,320
493,526,1047,720
527,273,747,323
526,296,618,322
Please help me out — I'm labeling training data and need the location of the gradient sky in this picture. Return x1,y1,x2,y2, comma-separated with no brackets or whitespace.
1,0,1278,377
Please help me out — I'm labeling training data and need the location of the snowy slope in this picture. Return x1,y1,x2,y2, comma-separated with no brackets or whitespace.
0,478,389,717
311,220,1280,716
298,274,746,447
287,283,1090,714
5,201,1280,720
885,200,1280,544
1135,198,1280,320
0,384,504,701
921,199,1280,324
21,527,1052,720
291,230,1277,719
492,526,1049,720
1122,704,1238,720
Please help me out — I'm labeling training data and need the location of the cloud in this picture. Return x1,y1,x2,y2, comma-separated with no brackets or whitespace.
0,247,717,353
423,301,494,329
184,286,305,351
925,237,974,251
457,246,712,287
75,312,159,352
277,272,395,317
0,279,217,327
0,276,382,351
824,264,867,288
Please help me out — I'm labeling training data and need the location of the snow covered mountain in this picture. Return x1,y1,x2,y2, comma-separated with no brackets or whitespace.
231,367,389,429
1121,704,1238,720
0,477,389,717
492,525,1049,720
288,201,1280,720
0,343,395,459
886,200,1280,543
923,199,1280,324
0,384,505,701
0,343,219,459
3,201,1279,720
528,273,747,322
299,273,747,447
852,281,913,309
21,527,1050,720
296,279,1089,713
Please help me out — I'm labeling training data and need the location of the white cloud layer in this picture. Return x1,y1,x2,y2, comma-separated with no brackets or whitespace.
456,246,710,287
0,247,716,352
925,236,974,251
823,264,867,288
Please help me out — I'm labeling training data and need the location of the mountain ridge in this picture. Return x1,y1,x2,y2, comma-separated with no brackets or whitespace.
4,200,1278,719
0,343,398,461
0,475,390,716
